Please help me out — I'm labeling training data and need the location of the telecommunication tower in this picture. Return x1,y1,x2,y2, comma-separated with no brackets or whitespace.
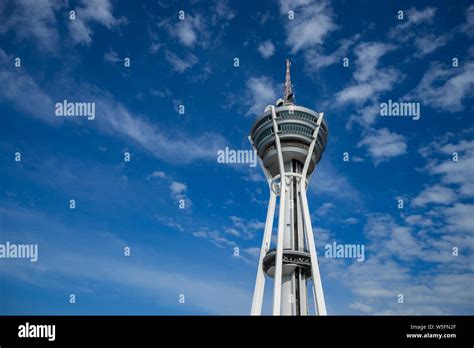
249,59,329,315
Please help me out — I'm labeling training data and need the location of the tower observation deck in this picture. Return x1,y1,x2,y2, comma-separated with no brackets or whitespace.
249,59,329,315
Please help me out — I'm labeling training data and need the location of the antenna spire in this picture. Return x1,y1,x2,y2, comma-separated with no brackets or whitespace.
283,59,295,104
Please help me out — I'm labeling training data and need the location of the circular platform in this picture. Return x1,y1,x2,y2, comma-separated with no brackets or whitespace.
249,105,328,178
262,248,312,278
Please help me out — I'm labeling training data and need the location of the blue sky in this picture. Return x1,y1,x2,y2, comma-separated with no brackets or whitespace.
0,0,473,315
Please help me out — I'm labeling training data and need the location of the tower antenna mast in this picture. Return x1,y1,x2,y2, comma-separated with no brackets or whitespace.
283,59,295,104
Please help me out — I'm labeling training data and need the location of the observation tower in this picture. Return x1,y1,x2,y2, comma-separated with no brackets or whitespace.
249,59,329,315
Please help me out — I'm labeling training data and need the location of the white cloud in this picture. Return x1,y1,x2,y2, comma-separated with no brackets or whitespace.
363,213,393,241
336,42,399,106
228,216,264,239
385,225,423,259
0,51,227,164
0,49,58,124
386,6,451,59
351,156,364,163
258,40,275,59
341,43,402,131
104,48,121,64
410,62,474,112
278,0,337,53
169,181,191,207
389,7,437,40
88,87,227,163
423,138,474,198
147,171,166,180
403,7,436,26
68,0,126,45
318,202,335,216
310,161,361,202
2,203,252,314
212,0,236,24
159,14,203,47
0,0,61,52
155,215,184,232
224,228,240,237
323,131,474,314
357,128,407,165
331,210,474,314
170,181,187,195
243,247,260,258
412,185,457,207
243,76,278,117
343,217,359,225
151,2,234,54
414,34,450,57
337,71,398,105
349,301,373,313
346,101,380,130
314,227,332,245
336,42,400,139
353,43,396,82
404,214,433,227
193,229,237,248
150,88,172,98
164,50,198,73
443,203,474,234
304,35,359,72
459,4,474,37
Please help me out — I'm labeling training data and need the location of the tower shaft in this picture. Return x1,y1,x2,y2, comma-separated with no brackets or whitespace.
280,159,308,315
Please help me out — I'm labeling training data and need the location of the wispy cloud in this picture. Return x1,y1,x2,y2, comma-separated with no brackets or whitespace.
459,4,474,37
421,136,474,198
170,181,192,207
328,210,473,314
413,33,450,58
278,0,337,53
304,34,359,72
0,49,58,125
336,42,398,106
227,216,264,240
409,62,474,112
257,40,275,59
164,49,198,73
0,0,62,52
389,7,437,40
412,185,457,207
310,161,361,203
0,50,227,164
68,0,127,46
357,128,407,165
0,203,250,314
103,48,121,64
159,14,205,48
243,76,278,117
